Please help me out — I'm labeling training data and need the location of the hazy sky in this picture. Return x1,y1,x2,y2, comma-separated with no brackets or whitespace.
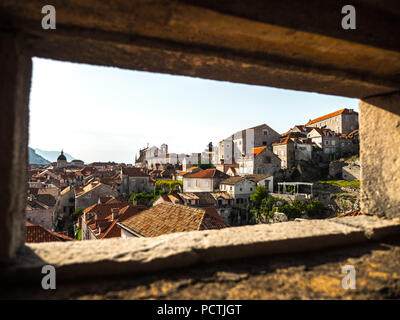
29,57,359,164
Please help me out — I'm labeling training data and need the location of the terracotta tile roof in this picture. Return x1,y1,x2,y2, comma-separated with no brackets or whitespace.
75,180,103,197
159,194,171,202
308,127,337,137
306,108,358,126
335,209,363,218
178,171,188,176
119,202,229,237
25,222,75,243
210,192,233,200
99,196,114,204
273,135,294,145
85,203,146,239
121,167,149,177
245,174,272,183
168,194,183,204
35,194,56,207
249,146,266,158
60,186,71,196
348,129,359,138
84,202,132,220
81,166,97,176
98,219,121,238
184,169,229,179
220,176,245,185
178,192,216,207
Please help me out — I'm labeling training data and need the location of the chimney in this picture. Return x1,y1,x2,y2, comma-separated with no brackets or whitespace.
111,208,119,221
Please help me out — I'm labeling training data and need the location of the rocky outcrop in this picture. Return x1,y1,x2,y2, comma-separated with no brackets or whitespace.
342,161,360,180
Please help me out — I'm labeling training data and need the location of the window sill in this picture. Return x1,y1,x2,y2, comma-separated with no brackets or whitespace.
1,216,399,285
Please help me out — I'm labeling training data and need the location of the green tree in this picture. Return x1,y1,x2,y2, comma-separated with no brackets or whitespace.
305,200,326,217
154,180,183,194
74,226,82,240
129,191,155,207
250,185,269,208
70,208,84,223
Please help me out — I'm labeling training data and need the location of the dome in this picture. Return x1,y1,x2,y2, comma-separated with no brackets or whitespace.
57,150,66,161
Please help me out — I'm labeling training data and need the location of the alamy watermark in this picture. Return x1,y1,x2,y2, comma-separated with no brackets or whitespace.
341,265,356,289
41,5,56,30
341,5,356,30
41,5,356,31
41,265,56,290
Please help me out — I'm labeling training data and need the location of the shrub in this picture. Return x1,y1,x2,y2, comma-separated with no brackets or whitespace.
250,185,269,207
305,200,326,217
317,180,360,189
70,208,84,222
278,203,303,219
154,180,183,194
129,191,156,207
75,226,82,240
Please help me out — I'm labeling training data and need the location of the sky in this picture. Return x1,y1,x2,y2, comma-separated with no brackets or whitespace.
29,57,359,164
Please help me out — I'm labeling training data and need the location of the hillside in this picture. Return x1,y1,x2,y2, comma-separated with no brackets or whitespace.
34,148,75,162
28,147,51,165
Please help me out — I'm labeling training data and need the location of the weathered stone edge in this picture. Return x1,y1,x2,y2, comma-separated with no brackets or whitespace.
1,216,399,285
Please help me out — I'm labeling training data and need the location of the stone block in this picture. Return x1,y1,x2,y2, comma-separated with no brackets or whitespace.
359,93,400,218
0,33,31,264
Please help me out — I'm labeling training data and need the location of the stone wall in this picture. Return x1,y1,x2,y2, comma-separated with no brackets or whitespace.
329,160,346,179
26,208,53,230
360,93,400,218
75,185,118,210
342,163,361,181
0,34,31,263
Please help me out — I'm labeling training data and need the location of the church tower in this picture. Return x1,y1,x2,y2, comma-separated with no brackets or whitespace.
57,149,67,168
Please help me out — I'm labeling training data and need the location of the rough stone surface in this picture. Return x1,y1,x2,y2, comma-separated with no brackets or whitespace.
2,236,400,299
0,0,399,270
333,216,400,239
0,33,31,263
360,93,400,218
1,217,400,285
273,212,288,223
342,163,361,181
0,0,399,98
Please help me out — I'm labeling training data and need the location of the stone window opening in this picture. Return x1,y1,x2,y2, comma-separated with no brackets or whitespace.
0,3,399,296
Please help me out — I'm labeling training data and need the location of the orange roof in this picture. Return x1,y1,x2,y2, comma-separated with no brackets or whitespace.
306,108,358,126
184,169,229,179
119,202,229,237
335,209,363,218
84,203,146,239
121,167,149,177
84,204,97,213
25,222,75,243
348,129,359,138
249,146,266,157
272,135,294,145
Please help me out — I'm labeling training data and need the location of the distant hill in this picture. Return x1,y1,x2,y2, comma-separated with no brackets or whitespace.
29,147,51,165
34,148,75,162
